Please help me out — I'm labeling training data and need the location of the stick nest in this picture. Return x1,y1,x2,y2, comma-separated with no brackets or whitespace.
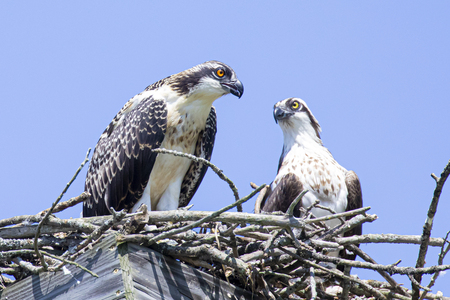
0,151,449,300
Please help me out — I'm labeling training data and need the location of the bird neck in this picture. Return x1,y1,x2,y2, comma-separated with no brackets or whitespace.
165,93,216,129
282,127,324,154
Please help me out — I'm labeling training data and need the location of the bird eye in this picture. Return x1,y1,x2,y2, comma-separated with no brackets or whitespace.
215,68,225,78
291,101,301,110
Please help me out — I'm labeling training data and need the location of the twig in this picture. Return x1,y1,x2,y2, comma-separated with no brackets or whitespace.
267,241,450,276
421,231,450,300
336,233,446,247
39,250,98,278
276,277,308,300
33,148,91,270
172,256,213,270
278,247,388,300
286,190,308,216
319,213,377,241
408,274,431,292
0,221,98,239
314,204,348,226
345,244,408,296
66,208,127,260
39,192,90,216
303,199,320,216
0,267,19,275
285,227,314,251
309,267,317,300
7,249,97,278
152,241,252,277
0,234,83,251
0,192,90,228
254,185,269,214
135,184,266,245
307,206,371,225
413,159,450,300
153,148,242,211
263,229,285,253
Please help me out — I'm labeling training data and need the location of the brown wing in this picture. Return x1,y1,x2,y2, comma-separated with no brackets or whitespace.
83,97,167,217
261,174,304,218
178,107,217,208
345,170,363,236
339,170,363,265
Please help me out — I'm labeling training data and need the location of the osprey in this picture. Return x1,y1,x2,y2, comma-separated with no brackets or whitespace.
83,61,243,217
261,98,362,253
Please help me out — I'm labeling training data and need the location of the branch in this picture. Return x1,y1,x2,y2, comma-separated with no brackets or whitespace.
319,213,378,241
345,243,408,296
0,192,90,228
336,233,446,247
67,208,127,260
153,148,242,211
119,184,266,245
307,206,371,224
296,246,450,275
0,218,98,239
421,231,450,300
413,159,450,299
5,250,98,278
278,247,388,300
151,241,252,278
286,190,308,216
120,210,306,229
33,149,90,270
39,192,90,216
254,184,269,214
0,234,83,251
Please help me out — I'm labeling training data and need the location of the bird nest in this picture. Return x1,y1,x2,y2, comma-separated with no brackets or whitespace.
0,150,449,300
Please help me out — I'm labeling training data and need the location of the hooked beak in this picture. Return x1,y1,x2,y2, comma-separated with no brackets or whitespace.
273,106,293,123
222,79,244,98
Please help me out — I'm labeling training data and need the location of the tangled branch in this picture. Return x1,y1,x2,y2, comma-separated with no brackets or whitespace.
0,151,449,299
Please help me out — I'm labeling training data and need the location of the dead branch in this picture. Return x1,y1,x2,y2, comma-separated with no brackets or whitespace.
141,184,266,245
1,155,449,300
336,233,446,247
153,148,242,211
413,159,450,300
34,149,90,270
0,192,90,229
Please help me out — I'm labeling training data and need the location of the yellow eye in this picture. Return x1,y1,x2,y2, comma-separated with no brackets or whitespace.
216,68,225,78
291,101,300,110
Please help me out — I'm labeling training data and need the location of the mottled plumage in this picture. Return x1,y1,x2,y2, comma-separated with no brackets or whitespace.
83,61,243,217
261,97,363,260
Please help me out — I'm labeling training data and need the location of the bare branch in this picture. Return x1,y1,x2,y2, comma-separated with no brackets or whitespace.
254,185,269,214
286,190,308,216
123,184,266,245
153,148,242,211
421,231,450,299
278,247,388,300
413,159,450,299
336,233,446,247
33,149,90,270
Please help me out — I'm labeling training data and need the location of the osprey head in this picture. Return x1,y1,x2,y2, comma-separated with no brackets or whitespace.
169,60,244,100
273,97,321,140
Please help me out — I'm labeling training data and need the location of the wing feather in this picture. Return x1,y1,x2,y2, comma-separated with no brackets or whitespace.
83,97,167,217
178,107,217,208
261,174,304,217
338,170,363,265
344,170,363,236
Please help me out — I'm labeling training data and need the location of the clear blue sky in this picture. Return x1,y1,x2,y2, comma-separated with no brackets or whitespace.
1,1,449,295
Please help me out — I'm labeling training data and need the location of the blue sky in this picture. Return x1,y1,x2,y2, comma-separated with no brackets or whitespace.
1,1,449,295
